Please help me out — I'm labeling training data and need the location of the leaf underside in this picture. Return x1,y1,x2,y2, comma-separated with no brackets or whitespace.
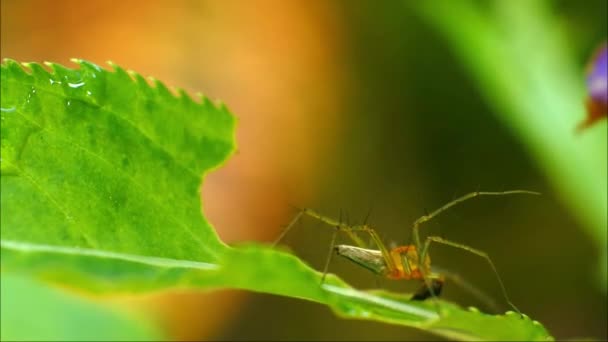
0,59,553,341
1,273,161,341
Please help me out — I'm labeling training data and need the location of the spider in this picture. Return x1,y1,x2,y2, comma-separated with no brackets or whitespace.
274,190,540,314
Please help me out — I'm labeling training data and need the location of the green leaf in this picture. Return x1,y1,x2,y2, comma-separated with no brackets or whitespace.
1,58,235,276
0,59,553,341
217,245,553,341
1,273,160,341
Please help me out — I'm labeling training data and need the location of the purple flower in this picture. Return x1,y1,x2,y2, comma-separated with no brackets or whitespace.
578,42,607,132
587,44,607,104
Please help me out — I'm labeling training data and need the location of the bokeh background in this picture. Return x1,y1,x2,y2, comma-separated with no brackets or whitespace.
1,0,606,340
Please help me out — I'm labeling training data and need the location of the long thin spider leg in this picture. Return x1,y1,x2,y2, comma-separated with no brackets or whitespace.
363,203,374,225
431,265,500,313
420,235,521,315
321,218,340,285
363,205,374,245
276,208,398,279
273,209,305,246
408,251,443,313
362,205,375,247
411,190,540,245
410,190,540,284
301,208,368,248
275,206,368,248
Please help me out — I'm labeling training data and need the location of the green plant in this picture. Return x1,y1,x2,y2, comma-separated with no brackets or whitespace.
1,273,159,341
0,59,553,341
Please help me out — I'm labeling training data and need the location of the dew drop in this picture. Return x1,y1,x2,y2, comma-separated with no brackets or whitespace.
68,81,85,88
23,87,41,113
26,87,37,101
0,107,16,113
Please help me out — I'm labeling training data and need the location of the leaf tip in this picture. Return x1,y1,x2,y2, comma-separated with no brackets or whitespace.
108,62,131,81
194,92,211,106
176,88,194,103
1,59,31,78
215,99,229,111
79,60,106,76
22,61,53,78
19,61,33,72
2,58,19,68
149,77,174,99
43,61,71,77
214,100,234,118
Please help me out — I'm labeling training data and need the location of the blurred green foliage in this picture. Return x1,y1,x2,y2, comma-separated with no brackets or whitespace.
1,273,160,341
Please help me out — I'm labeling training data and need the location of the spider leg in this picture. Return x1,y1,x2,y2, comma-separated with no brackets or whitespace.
296,208,398,272
420,235,521,315
431,265,500,313
320,211,342,285
273,209,305,246
410,190,540,252
407,190,537,313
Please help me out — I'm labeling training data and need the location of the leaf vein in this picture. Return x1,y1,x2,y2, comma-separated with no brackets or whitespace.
1,239,219,270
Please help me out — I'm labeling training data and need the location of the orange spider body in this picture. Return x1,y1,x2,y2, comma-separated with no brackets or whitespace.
334,243,443,301
387,245,430,280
